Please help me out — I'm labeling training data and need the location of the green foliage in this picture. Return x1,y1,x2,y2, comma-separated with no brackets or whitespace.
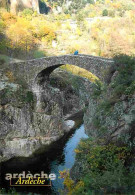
0,19,5,32
90,55,135,138
0,54,10,64
76,12,85,22
93,55,135,110
76,140,129,171
15,88,34,106
39,0,49,14
0,58,5,65
112,55,135,97
102,9,108,16
21,8,33,18
33,50,46,58
0,188,18,194
0,85,34,108
64,139,135,194
0,19,7,52
91,80,104,98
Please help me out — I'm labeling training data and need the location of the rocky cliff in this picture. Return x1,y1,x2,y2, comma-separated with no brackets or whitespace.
68,55,135,194
10,0,39,14
84,55,135,146
0,63,89,163
0,70,66,162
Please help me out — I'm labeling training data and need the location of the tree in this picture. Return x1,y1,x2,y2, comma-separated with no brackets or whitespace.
6,18,35,58
102,9,108,16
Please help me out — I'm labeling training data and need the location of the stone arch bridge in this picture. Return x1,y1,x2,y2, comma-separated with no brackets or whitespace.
9,54,114,90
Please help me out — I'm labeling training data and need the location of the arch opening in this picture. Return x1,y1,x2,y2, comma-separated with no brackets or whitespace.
33,63,99,116
35,64,99,86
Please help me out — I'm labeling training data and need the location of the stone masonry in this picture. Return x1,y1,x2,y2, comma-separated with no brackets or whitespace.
9,54,114,91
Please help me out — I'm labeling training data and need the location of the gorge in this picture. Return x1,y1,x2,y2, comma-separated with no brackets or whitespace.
0,54,135,194
0,56,93,162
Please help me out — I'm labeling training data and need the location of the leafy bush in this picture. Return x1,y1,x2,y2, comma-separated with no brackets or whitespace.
0,58,5,65
1,11,16,22
102,9,108,16
0,188,18,194
21,8,33,18
91,80,105,98
32,20,56,43
33,50,46,58
39,0,49,14
0,86,34,107
112,55,135,97
108,9,115,17
62,139,135,194
5,71,15,82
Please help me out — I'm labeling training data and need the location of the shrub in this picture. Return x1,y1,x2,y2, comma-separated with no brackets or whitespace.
91,80,104,98
62,139,134,194
33,50,46,58
112,55,135,97
21,8,33,18
39,0,49,14
0,58,5,65
0,188,18,194
5,70,15,82
102,9,108,16
108,9,115,17
0,85,34,108
32,20,56,43
1,11,16,21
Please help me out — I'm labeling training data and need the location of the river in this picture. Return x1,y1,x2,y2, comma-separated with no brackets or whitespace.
0,124,88,195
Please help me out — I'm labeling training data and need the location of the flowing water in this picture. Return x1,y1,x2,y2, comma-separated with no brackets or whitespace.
0,124,88,195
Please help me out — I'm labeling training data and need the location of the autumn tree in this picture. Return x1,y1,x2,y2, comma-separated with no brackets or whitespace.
6,17,36,59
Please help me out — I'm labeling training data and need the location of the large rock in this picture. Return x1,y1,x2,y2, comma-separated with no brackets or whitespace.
0,68,87,162
0,102,71,162
10,0,39,14
84,69,135,145
84,93,135,143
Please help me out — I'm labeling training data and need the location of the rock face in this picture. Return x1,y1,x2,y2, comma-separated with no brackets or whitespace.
0,67,89,163
10,0,39,14
83,57,135,146
84,92,135,144
0,93,70,162
70,56,135,192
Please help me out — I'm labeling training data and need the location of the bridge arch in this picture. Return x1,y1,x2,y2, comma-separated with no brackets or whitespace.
8,55,114,113
9,54,114,90
34,63,100,87
33,63,96,114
